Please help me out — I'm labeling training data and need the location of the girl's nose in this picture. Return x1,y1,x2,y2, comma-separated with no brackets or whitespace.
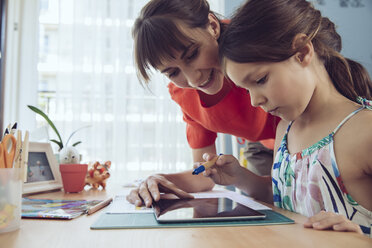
250,91,266,107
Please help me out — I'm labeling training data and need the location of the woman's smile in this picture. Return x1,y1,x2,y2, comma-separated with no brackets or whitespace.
198,69,214,89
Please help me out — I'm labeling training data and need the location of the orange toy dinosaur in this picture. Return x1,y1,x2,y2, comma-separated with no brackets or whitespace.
85,161,111,189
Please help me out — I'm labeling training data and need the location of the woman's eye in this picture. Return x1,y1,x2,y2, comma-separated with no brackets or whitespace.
186,49,198,61
169,69,179,78
256,75,267,85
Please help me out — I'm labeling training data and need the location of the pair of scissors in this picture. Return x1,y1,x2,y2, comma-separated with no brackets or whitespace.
0,134,17,168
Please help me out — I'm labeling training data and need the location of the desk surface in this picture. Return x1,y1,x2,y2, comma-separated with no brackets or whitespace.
0,184,371,248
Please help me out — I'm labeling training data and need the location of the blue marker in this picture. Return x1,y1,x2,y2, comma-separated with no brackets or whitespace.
192,156,219,175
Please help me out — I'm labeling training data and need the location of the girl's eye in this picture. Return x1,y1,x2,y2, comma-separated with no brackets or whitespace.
256,75,267,85
169,69,179,78
186,49,199,61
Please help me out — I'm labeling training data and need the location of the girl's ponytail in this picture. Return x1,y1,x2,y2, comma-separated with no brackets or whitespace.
346,58,372,100
324,50,372,102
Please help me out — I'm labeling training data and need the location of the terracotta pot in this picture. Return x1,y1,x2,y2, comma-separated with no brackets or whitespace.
59,164,88,193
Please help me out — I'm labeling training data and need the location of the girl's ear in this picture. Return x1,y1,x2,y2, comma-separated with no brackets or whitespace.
292,33,314,67
208,13,220,40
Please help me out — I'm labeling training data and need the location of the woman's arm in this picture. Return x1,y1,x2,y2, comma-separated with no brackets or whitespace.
126,144,216,207
149,144,216,194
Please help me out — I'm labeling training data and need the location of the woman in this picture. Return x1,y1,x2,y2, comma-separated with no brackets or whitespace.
127,0,279,207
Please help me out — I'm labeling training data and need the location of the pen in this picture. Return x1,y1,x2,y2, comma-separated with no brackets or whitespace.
10,122,17,135
3,123,11,137
192,155,220,175
86,197,113,215
15,130,22,168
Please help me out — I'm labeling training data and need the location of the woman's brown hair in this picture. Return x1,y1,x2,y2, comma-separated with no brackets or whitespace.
219,0,372,101
133,0,225,85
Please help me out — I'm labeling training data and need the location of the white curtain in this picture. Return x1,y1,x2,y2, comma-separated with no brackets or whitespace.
35,0,224,184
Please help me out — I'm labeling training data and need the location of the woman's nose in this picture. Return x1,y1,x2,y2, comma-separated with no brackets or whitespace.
184,69,202,87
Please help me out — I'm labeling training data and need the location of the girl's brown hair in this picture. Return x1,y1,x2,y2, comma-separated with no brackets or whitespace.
219,0,372,101
133,0,225,85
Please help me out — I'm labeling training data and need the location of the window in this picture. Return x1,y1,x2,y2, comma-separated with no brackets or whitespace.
5,0,224,183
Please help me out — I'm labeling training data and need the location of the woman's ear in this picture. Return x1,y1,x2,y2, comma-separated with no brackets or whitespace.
292,33,314,67
208,13,220,40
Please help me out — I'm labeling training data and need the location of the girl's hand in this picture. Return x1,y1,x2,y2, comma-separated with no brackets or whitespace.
201,153,243,186
126,174,194,208
303,210,363,234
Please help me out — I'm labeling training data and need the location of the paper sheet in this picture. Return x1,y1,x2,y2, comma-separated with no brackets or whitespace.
106,189,271,214
106,195,153,214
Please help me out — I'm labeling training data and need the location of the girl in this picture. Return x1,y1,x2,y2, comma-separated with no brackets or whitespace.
203,0,372,236
127,0,279,207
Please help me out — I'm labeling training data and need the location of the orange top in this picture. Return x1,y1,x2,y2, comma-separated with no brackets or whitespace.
168,78,280,149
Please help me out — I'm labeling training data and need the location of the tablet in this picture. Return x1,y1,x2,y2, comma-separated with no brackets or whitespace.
152,197,266,223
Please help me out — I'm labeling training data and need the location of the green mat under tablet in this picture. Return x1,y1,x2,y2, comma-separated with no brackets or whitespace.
90,210,294,229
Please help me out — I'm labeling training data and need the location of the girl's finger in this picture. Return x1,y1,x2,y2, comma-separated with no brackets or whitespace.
215,154,235,166
193,162,202,169
311,214,347,230
304,210,328,225
203,169,211,177
333,222,363,234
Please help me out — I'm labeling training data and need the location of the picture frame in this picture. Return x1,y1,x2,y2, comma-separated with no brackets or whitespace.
22,142,63,195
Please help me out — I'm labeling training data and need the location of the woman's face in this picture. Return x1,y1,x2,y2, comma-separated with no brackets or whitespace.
157,14,224,95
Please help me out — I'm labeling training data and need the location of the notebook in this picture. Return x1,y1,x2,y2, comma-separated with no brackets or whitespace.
22,197,102,219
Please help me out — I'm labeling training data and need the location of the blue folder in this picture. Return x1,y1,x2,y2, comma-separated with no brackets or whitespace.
90,210,294,229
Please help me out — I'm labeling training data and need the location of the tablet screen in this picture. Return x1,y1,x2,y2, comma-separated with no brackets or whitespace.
152,197,266,223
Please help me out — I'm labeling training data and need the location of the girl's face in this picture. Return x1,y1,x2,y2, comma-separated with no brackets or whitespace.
157,14,224,95
225,57,315,121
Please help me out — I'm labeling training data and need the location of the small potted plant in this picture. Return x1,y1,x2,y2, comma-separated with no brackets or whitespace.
59,146,88,193
28,105,90,193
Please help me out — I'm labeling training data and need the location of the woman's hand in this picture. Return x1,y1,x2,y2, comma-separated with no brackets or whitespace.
303,210,363,234
126,174,194,208
201,153,244,186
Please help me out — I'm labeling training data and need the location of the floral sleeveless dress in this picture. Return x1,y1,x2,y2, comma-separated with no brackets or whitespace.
272,97,372,237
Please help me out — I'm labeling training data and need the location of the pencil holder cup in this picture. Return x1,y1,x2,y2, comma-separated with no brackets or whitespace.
59,164,88,193
0,168,22,233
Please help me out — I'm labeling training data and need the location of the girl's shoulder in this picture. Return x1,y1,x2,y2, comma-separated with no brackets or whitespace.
352,108,372,143
349,107,372,133
336,98,372,140
339,107,372,170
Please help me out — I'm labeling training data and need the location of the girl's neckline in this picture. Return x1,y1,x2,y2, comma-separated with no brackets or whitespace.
282,100,368,158
282,127,334,159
